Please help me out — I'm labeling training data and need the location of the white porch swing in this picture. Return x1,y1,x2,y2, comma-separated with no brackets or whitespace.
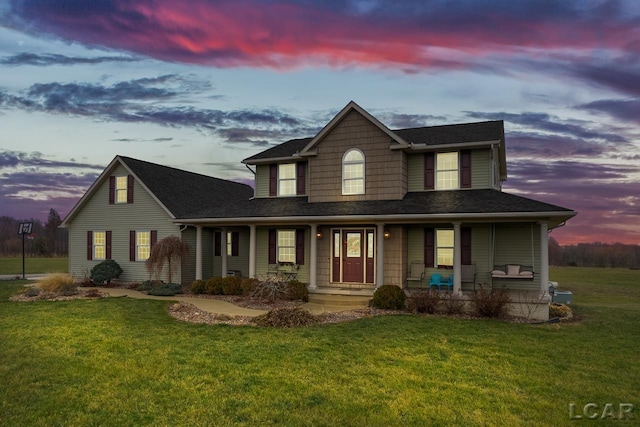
490,223,536,279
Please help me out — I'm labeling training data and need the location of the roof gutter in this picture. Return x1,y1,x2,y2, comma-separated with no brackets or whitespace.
174,210,576,228
392,140,501,152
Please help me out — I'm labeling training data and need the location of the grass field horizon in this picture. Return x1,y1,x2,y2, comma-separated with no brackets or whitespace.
1,265,639,425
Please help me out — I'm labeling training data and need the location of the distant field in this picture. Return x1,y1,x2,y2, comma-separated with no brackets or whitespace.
0,257,68,275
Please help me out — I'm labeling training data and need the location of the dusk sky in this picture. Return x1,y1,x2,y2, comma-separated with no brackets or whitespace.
1,0,639,245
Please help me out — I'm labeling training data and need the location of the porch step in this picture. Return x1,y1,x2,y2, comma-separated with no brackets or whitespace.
307,293,372,308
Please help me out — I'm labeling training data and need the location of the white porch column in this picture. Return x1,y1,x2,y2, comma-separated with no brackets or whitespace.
221,228,228,276
249,225,256,278
309,224,318,290
453,222,462,294
539,222,549,296
195,225,203,280
376,223,385,288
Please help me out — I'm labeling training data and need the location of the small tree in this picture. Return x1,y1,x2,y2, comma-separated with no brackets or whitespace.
145,236,190,284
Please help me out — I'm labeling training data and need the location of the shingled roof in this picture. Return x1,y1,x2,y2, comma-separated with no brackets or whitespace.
243,121,503,163
183,189,574,227
119,156,254,218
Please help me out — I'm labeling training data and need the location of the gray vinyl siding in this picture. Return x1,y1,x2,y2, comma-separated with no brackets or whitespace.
181,227,196,284
254,164,270,198
254,227,309,283
67,164,181,283
407,154,423,191
407,148,492,191
471,149,492,189
492,223,541,291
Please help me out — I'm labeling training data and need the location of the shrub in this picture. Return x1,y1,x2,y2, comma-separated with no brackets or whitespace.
253,307,319,328
22,287,41,297
406,288,441,314
190,279,207,294
205,277,224,295
549,302,572,318
222,276,243,295
285,280,309,302
38,273,78,295
90,260,123,285
147,283,183,296
472,284,511,318
442,291,466,315
372,285,406,310
84,288,104,298
241,278,259,296
136,280,161,292
251,276,288,301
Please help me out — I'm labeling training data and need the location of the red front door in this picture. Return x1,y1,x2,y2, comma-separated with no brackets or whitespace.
342,231,364,283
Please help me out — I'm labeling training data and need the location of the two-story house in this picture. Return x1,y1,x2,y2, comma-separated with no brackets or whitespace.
62,101,575,317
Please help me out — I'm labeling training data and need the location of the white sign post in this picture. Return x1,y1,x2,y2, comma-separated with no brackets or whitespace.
18,222,33,279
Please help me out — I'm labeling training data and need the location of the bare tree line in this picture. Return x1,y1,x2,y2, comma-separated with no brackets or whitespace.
0,209,68,257
549,237,640,269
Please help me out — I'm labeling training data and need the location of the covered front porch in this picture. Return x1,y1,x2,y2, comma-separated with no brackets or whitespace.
182,220,553,299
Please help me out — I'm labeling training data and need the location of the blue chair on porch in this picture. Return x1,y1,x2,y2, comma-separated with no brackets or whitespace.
440,275,453,291
429,273,442,290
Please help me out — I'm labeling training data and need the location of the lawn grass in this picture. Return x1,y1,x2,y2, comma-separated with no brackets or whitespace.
1,267,639,426
0,257,68,275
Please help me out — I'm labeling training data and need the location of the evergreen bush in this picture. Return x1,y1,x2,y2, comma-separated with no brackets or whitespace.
190,279,207,294
90,260,123,285
222,276,243,295
285,280,309,302
372,285,406,310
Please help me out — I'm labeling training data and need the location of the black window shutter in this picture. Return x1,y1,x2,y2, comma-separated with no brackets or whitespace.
424,153,435,190
460,150,472,188
268,229,277,264
129,230,136,261
424,228,435,267
87,231,93,260
108,177,115,204
214,232,221,256
127,175,134,203
461,227,472,265
269,164,277,196
296,162,306,195
151,230,158,248
232,232,239,257
296,229,305,265
106,231,112,260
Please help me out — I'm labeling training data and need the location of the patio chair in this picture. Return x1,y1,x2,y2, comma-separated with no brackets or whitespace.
267,263,278,277
405,261,425,288
429,273,443,289
440,275,453,291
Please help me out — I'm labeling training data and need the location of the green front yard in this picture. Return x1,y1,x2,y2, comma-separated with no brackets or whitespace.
0,257,68,275
1,267,639,426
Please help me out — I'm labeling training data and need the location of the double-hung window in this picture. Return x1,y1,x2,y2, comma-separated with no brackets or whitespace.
136,231,151,261
436,229,454,267
115,176,128,203
278,164,296,196
93,231,106,260
277,230,296,263
436,152,459,190
342,149,365,195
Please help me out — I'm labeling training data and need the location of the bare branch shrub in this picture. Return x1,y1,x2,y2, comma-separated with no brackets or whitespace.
145,236,190,284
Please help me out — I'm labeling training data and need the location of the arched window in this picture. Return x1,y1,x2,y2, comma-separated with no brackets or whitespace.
342,149,365,195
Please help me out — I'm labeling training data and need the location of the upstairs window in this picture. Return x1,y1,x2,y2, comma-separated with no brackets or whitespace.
278,164,296,196
342,149,365,195
109,175,133,204
436,152,459,190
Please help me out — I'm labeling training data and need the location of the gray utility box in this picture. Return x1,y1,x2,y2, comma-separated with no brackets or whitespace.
552,291,573,305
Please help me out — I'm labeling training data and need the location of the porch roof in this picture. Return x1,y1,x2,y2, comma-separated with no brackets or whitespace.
179,189,576,228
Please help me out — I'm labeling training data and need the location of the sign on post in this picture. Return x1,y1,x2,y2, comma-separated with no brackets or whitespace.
18,222,34,279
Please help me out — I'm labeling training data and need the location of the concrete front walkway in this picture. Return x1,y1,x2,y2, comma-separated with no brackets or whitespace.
80,287,268,317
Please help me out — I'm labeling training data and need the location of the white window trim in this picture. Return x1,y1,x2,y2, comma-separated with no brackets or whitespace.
436,152,459,190
93,231,106,260
435,228,454,267
277,163,297,196
115,175,128,203
136,230,151,261
277,229,296,263
342,148,365,195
